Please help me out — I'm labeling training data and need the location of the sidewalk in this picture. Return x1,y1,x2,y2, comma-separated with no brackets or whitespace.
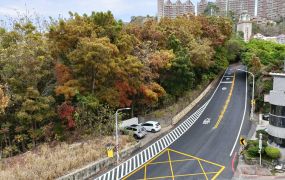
233,113,285,180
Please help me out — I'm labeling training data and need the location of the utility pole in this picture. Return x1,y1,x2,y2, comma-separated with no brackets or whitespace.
259,133,263,167
115,107,131,164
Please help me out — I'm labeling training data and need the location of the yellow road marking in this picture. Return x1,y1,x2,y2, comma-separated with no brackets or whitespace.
198,160,208,180
214,73,236,128
148,158,195,165
144,165,147,180
137,172,218,180
167,149,175,180
212,166,225,180
122,148,168,180
123,148,225,180
168,149,225,168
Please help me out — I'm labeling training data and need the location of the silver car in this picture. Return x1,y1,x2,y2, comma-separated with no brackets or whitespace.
125,125,147,139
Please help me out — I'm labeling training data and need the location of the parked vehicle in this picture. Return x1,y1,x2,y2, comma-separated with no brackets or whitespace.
140,121,161,133
123,125,147,139
262,113,270,121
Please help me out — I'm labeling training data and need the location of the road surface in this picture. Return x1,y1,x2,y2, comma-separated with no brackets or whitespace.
95,65,252,180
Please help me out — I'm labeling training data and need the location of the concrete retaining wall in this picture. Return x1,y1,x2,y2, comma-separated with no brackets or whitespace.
58,143,141,180
172,73,223,125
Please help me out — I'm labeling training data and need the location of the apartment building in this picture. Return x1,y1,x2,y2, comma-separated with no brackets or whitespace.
157,0,195,20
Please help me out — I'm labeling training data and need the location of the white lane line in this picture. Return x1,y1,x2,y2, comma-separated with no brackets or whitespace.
110,169,114,180
154,142,158,154
180,123,187,131
121,163,123,179
149,146,153,158
95,68,229,180
106,172,110,180
165,135,171,145
230,71,248,157
116,167,119,180
144,150,147,162
221,81,233,84
124,162,127,176
147,147,151,160
162,138,167,148
139,151,143,166
176,127,183,136
168,133,175,142
157,140,162,152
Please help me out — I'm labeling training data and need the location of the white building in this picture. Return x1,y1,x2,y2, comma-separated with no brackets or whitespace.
237,12,252,42
267,71,285,148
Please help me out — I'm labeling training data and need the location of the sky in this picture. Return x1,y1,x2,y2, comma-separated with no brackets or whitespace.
0,0,205,22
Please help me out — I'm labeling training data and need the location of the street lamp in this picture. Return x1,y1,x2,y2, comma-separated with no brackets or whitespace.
237,68,255,121
115,107,131,164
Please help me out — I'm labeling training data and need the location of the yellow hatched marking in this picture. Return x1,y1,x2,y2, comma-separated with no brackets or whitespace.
168,149,225,168
214,73,236,128
167,149,175,180
137,172,218,180
148,158,195,165
122,148,168,180
198,160,208,180
212,166,225,180
122,148,225,180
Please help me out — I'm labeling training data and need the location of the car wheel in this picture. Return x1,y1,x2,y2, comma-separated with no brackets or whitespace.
133,134,139,139
151,129,156,133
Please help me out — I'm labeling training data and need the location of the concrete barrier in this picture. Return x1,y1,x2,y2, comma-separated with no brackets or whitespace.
58,143,141,180
172,73,223,125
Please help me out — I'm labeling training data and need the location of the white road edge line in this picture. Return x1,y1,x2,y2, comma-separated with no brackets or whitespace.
94,68,229,180
229,71,248,157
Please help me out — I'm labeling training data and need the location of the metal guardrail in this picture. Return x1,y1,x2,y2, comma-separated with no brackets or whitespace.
95,99,210,180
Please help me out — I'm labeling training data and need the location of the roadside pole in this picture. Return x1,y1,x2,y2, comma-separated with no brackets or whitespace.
115,108,131,164
259,133,263,167
237,69,255,121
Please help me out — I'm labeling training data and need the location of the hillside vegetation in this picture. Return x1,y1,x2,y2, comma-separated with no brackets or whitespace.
0,11,239,158
242,39,285,112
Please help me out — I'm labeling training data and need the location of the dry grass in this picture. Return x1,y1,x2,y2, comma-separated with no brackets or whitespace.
0,135,135,180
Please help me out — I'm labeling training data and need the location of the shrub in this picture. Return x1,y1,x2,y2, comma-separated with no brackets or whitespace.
247,146,260,157
265,146,281,159
247,140,259,147
256,129,269,141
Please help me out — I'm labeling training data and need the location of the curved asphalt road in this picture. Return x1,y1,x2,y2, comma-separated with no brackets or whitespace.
122,65,252,180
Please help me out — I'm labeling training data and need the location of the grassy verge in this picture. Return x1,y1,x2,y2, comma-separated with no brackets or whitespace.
0,135,135,179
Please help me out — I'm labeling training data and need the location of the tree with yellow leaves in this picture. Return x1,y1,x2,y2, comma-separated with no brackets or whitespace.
0,85,9,114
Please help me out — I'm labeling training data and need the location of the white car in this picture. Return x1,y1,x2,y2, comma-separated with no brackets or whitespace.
140,121,161,133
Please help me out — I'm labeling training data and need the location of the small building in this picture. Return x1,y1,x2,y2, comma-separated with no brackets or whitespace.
237,11,252,42
267,68,285,147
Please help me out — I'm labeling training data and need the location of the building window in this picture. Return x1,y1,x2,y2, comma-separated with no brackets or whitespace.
271,104,285,116
269,135,285,148
269,114,285,128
